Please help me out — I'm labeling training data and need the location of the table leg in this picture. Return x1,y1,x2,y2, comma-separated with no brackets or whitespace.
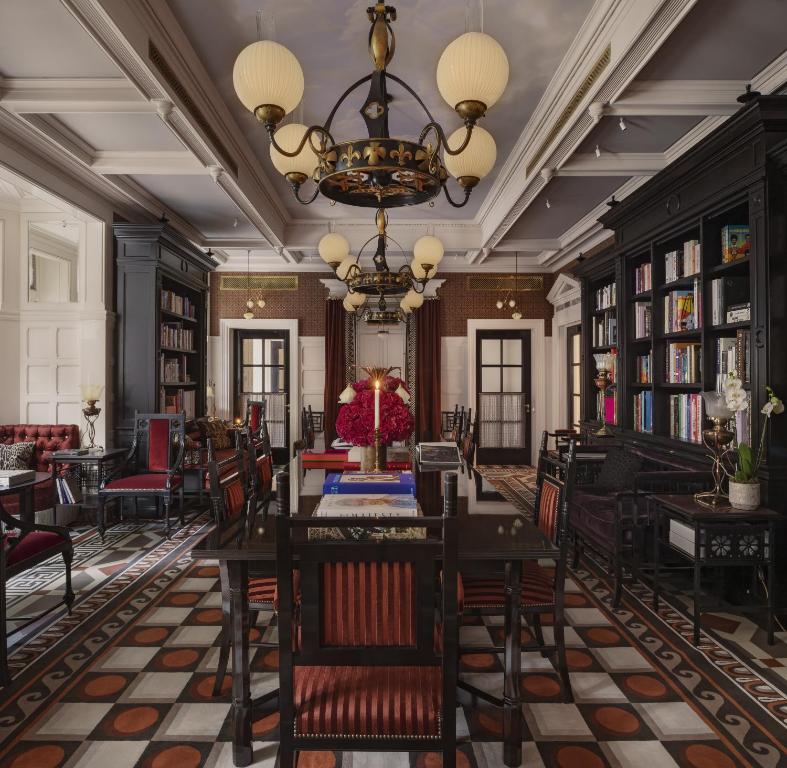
229,560,252,767
767,530,776,645
652,504,660,611
503,559,523,768
693,528,701,645
21,486,34,526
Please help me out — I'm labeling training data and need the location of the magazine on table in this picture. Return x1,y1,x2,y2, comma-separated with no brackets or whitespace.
315,493,418,517
416,442,461,465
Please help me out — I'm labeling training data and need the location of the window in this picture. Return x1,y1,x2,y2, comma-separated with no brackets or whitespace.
567,324,581,428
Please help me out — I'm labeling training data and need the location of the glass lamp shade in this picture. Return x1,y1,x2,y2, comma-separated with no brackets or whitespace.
342,296,356,312
400,298,413,314
511,310,522,320
436,32,509,111
318,232,349,264
410,260,437,280
346,291,366,307
496,300,503,309
413,235,444,266
444,125,496,181
233,40,304,116
269,122,317,177
81,384,104,402
336,256,358,281
403,289,424,309
338,384,357,404
702,391,734,421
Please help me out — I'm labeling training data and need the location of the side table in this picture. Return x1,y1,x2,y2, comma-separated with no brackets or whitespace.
649,493,780,645
50,448,127,526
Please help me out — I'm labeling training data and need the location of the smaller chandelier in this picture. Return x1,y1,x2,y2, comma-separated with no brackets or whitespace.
321,208,442,323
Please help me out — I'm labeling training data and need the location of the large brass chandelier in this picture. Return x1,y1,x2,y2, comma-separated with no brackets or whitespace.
233,3,508,320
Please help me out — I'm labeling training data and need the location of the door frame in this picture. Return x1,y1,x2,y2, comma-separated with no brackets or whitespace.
467,319,546,466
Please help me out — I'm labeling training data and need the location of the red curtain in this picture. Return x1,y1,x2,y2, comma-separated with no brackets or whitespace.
415,299,442,442
324,299,346,447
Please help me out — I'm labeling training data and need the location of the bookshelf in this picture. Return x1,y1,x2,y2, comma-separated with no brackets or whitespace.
578,96,787,511
114,223,214,446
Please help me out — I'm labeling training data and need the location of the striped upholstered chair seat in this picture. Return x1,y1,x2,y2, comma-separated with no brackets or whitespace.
461,561,556,609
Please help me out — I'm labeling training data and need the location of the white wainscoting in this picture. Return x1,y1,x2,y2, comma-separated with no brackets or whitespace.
300,336,325,415
442,337,467,415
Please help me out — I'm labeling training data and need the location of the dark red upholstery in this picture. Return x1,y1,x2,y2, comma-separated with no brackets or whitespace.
461,562,556,609
248,576,277,605
103,474,183,491
293,665,441,738
257,454,273,490
321,562,415,647
3,530,68,567
224,479,246,518
147,418,171,471
0,424,80,472
537,478,561,542
0,478,55,517
302,449,348,470
248,404,262,433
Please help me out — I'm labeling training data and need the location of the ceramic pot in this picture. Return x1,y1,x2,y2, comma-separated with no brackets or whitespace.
728,480,760,511
360,445,375,472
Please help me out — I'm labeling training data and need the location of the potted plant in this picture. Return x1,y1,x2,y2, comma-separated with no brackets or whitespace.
723,377,783,510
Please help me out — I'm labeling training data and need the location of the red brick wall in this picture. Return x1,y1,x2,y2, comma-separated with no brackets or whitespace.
209,272,331,336
438,273,556,336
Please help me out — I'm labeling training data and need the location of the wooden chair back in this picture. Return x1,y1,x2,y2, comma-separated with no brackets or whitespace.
131,412,186,475
206,439,247,527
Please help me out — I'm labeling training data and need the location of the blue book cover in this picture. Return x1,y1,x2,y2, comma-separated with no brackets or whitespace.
322,471,416,496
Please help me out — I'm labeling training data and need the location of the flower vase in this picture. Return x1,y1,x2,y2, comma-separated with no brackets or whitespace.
728,480,760,511
360,445,376,472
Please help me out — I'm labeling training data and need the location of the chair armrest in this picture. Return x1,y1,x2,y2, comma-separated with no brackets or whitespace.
0,503,70,540
99,443,138,489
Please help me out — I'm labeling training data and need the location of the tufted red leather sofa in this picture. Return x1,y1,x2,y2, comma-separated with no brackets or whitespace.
0,424,80,514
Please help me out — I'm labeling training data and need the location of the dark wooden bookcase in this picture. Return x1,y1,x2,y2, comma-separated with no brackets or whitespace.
577,96,787,510
113,223,214,446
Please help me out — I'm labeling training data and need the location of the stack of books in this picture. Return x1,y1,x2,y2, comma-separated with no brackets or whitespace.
634,262,652,294
714,330,750,389
592,312,617,347
666,342,702,384
634,301,652,339
55,475,82,504
594,282,616,310
323,471,415,496
669,393,702,443
664,239,700,282
161,290,196,318
664,279,701,333
633,391,653,433
0,469,36,488
636,352,652,384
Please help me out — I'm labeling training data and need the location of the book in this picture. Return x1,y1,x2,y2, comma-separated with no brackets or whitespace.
315,493,418,517
595,282,616,310
726,302,751,323
52,448,88,457
663,281,701,333
417,442,461,465
0,469,36,488
664,240,700,283
666,342,701,384
636,352,652,384
633,390,652,433
323,471,415,496
721,225,750,264
711,276,749,325
634,301,652,339
735,329,751,385
669,393,703,443
634,262,652,294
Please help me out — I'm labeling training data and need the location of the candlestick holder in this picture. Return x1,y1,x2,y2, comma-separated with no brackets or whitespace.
373,428,387,472
82,400,102,449
694,392,735,509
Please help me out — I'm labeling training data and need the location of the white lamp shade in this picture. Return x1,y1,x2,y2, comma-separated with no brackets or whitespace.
413,235,444,266
395,384,411,404
436,32,509,111
233,40,304,116
444,125,497,181
336,256,357,281
346,291,366,307
342,296,356,312
511,310,522,320
403,289,424,309
400,298,413,314
338,384,357,404
410,261,436,280
269,123,317,177
318,232,349,264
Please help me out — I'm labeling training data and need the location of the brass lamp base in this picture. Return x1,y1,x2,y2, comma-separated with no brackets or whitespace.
693,420,734,509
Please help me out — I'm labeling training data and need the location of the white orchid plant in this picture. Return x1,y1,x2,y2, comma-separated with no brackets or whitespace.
723,373,783,483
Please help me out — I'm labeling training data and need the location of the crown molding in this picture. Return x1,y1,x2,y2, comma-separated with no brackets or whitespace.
0,76,151,113
545,274,581,305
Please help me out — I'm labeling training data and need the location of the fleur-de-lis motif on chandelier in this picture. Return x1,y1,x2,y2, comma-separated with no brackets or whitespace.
340,146,361,167
391,143,413,166
363,142,387,165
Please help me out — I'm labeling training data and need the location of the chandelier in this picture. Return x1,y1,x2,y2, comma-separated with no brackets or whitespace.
322,207,442,324
495,252,523,320
232,3,509,210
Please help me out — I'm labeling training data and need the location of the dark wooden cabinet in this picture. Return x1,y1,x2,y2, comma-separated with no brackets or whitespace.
113,223,214,447
577,96,787,511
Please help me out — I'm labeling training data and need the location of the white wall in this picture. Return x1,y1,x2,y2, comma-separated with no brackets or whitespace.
0,210,20,422
442,337,467,414
546,275,582,432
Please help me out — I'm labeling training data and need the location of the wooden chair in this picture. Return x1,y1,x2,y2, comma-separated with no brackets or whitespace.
275,471,459,768
459,442,576,703
0,503,74,686
206,439,278,699
243,400,266,440
460,410,478,468
450,405,465,445
97,412,186,540
243,432,274,530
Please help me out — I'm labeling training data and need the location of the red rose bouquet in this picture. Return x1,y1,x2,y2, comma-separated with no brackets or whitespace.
335,376,414,446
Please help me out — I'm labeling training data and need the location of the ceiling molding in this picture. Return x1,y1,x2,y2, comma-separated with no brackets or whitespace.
491,239,561,253
22,114,95,165
0,77,151,113
91,149,206,175
546,274,581,306
557,152,665,176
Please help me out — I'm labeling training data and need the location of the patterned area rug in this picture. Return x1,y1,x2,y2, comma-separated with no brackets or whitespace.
2,521,786,768
475,464,538,514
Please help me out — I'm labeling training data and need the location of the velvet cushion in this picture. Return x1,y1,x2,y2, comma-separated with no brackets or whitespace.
147,418,171,471
537,479,561,542
103,473,182,491
223,478,246,518
460,561,556,609
0,424,80,471
257,454,273,491
569,490,617,547
198,418,232,450
248,404,262,433
4,530,67,567
0,442,35,470
293,665,441,739
595,448,642,492
248,575,277,606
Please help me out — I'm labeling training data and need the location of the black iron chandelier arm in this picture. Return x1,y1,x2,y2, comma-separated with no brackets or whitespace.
265,123,335,158
292,183,320,205
419,120,475,157
442,184,472,208
385,73,438,125
323,74,374,132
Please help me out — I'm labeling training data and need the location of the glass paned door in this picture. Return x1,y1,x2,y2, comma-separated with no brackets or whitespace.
235,330,290,462
476,330,532,464
567,324,582,428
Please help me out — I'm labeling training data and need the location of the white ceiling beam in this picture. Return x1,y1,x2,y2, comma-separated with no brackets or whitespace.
557,152,665,176
91,150,206,175
0,77,152,113
492,239,562,253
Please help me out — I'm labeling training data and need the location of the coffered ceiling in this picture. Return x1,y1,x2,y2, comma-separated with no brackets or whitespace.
0,0,785,273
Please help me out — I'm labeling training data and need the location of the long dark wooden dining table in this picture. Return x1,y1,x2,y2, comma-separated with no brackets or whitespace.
190,464,556,768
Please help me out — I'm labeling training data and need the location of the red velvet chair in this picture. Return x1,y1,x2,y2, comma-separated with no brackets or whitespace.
0,424,80,516
96,413,186,540
0,501,73,686
243,400,265,439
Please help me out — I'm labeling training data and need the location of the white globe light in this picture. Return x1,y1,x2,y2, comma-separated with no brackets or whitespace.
347,291,366,307
444,125,497,182
436,32,509,112
403,289,424,309
269,123,317,178
508,299,516,308
336,256,357,281
512,310,523,320
233,40,304,117
256,299,266,309
342,296,356,312
246,299,254,309
413,235,444,267
410,261,437,280
400,298,413,314
496,300,503,309
318,232,349,265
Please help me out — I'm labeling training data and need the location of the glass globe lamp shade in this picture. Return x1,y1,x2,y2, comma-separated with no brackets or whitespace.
243,310,254,320
403,289,424,309
413,235,444,267
512,310,522,320
436,32,509,113
346,291,366,307
318,232,349,265
256,299,266,309
702,391,734,421
410,261,437,280
400,298,413,314
233,40,304,118
246,299,255,309
336,256,357,281
508,299,515,308
496,300,503,309
269,123,317,178
443,125,497,182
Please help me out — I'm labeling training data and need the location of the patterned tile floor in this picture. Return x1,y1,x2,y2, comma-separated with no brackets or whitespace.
1,512,786,767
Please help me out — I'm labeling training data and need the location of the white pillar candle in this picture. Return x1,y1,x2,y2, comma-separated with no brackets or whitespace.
374,380,380,431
